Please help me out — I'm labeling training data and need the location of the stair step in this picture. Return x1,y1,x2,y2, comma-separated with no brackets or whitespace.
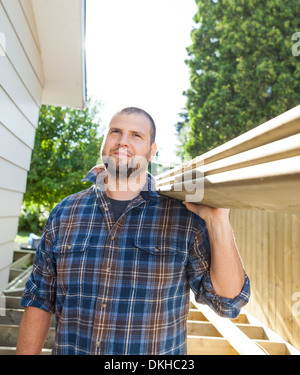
187,321,222,337
0,324,55,349
0,309,55,327
236,323,269,340
3,296,22,310
0,346,51,355
230,313,249,324
187,335,239,355
255,340,291,355
187,309,208,322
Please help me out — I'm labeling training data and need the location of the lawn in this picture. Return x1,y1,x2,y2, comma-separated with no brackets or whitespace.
15,231,30,244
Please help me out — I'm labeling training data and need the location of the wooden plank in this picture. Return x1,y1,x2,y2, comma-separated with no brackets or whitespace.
156,104,300,180
243,309,300,354
291,214,300,349
190,294,267,355
275,213,284,339
230,313,249,324
250,210,257,315
268,212,276,329
187,309,208,322
262,211,269,324
187,336,239,355
255,340,290,355
283,214,292,343
157,156,300,213
187,321,222,337
256,210,263,321
235,324,268,340
158,134,300,187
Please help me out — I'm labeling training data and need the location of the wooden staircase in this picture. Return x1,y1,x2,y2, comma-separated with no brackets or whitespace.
187,294,300,355
0,248,54,355
1,248,299,355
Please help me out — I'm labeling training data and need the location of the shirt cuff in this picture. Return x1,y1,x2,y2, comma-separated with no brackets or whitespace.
195,271,251,318
20,292,55,314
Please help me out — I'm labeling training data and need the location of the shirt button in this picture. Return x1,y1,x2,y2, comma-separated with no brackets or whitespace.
102,303,107,308
111,234,116,241
96,340,101,347
106,267,111,273
104,207,109,212
154,248,160,253
67,245,72,250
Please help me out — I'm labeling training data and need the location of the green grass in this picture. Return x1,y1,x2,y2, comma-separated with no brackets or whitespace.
15,231,30,244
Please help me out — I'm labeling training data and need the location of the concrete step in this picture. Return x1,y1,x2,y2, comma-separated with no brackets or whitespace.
0,347,51,355
0,324,55,349
0,308,55,327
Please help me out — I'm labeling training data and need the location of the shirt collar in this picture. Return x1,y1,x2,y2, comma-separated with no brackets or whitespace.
82,165,161,200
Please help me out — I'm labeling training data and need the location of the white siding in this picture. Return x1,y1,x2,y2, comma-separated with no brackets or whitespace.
0,0,43,289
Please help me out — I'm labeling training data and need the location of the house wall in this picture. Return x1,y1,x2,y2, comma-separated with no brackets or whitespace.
230,209,300,350
0,0,44,290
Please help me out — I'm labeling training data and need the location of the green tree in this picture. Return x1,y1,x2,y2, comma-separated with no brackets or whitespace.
23,99,103,219
178,0,300,158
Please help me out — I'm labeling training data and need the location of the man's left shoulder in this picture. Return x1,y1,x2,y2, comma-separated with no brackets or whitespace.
155,196,205,225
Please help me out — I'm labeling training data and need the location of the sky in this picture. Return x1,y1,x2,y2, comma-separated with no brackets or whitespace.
85,0,198,166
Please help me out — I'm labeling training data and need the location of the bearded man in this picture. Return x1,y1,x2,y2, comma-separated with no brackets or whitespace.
16,107,250,355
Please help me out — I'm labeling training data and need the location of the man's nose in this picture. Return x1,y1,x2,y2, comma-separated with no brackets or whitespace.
118,132,129,146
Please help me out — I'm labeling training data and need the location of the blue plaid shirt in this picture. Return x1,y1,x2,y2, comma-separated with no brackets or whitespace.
20,166,250,355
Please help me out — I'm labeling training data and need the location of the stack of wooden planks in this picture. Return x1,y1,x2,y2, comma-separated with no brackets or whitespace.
155,105,300,213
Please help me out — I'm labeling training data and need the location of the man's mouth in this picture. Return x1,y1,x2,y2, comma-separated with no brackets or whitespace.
112,148,132,158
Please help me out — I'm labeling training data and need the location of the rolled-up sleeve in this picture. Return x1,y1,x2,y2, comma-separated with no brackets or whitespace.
187,224,251,319
20,214,57,314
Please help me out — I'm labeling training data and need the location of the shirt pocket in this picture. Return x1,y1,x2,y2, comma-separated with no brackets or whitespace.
133,232,185,295
134,233,178,256
52,239,92,295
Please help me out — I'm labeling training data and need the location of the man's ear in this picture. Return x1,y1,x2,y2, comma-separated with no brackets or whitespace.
150,142,157,161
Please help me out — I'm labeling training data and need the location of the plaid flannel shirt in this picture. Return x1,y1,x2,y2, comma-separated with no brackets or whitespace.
20,166,250,355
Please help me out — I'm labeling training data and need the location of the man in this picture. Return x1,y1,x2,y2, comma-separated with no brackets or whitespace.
16,107,250,355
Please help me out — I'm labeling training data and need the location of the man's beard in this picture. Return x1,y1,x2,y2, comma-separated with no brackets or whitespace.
102,152,150,180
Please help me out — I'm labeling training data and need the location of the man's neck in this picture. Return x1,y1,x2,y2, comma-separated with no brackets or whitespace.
105,171,148,201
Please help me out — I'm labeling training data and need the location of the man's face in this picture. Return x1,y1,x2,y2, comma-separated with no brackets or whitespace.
101,113,157,178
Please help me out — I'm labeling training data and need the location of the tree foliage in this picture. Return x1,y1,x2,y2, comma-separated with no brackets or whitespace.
23,99,103,213
177,0,300,158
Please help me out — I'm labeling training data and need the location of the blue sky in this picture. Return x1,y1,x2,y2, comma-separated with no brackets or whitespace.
86,0,198,166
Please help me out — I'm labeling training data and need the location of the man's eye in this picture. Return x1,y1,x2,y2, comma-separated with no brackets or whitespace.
133,134,141,138
112,130,120,134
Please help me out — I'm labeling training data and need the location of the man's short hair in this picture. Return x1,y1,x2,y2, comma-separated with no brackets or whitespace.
116,107,156,145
